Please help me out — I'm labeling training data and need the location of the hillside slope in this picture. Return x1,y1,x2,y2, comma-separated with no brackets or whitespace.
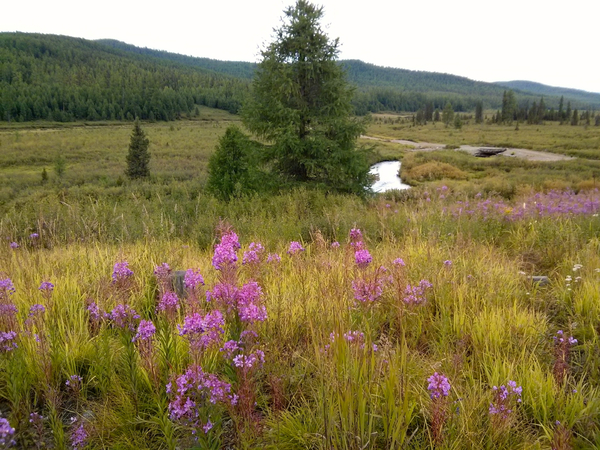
2,32,598,123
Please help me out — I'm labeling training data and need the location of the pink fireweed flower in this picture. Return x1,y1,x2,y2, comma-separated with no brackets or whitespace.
220,340,241,359
109,304,140,332
65,374,83,391
243,242,265,265
184,269,204,290
212,244,237,270
220,231,241,250
111,261,133,283
267,253,281,263
212,231,240,271
331,241,340,249
29,304,46,316
0,331,18,352
167,365,237,430
86,301,102,322
154,263,172,293
0,417,16,447
69,417,87,450
206,282,238,307
233,350,265,370
0,278,16,299
133,320,156,342
178,310,225,352
154,263,171,279
489,380,522,418
38,281,54,292
352,277,384,304
287,241,305,255
157,291,180,314
427,372,451,399
239,303,267,323
403,279,433,305
354,249,372,268
349,228,363,244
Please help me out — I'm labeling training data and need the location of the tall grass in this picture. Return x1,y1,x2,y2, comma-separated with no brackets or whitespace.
2,186,600,448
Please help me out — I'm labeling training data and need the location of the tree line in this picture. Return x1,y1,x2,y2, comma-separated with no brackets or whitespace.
0,33,249,122
492,91,597,126
1,33,598,123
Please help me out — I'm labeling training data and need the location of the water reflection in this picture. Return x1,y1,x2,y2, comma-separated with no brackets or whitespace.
369,161,410,192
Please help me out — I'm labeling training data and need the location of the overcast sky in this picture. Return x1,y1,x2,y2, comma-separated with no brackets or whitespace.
2,0,599,94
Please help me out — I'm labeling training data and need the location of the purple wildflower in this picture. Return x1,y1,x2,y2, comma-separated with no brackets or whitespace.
30,233,39,239
178,310,225,352
0,417,15,447
9,242,18,249
349,228,363,244
266,253,281,263
202,420,213,434
167,365,236,425
111,261,133,283
154,263,171,278
184,269,204,290
206,282,238,307
86,301,102,322
443,260,452,266
66,374,83,388
38,281,54,292
109,304,140,332
212,231,240,270
489,380,522,418
287,241,305,255
233,350,265,369
239,303,268,323
243,242,265,265
29,304,46,316
354,249,372,268
0,331,18,352
133,320,156,342
69,417,87,450
393,258,406,266
220,340,240,358
352,278,383,304
403,279,433,305
0,278,16,298
29,412,44,425
427,372,451,399
331,241,340,249
157,291,180,314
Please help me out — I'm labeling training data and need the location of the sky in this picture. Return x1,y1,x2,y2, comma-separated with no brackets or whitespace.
2,0,599,94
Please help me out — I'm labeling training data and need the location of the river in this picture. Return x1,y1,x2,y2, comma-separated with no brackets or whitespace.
369,160,410,192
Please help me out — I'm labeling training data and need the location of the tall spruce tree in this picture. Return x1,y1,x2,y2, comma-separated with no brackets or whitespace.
241,0,370,194
475,101,484,124
125,120,150,179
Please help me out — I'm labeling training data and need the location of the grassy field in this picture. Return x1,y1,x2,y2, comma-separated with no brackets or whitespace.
366,115,600,159
1,113,600,449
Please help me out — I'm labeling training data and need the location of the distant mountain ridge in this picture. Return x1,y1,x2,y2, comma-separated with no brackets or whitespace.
97,39,600,111
1,32,598,123
494,80,600,105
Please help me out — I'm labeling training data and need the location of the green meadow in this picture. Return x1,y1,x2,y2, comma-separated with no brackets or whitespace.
1,114,600,449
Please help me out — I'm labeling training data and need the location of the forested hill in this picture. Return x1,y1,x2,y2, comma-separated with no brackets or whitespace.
97,41,600,112
2,32,599,123
0,33,250,122
495,80,600,106
96,39,256,80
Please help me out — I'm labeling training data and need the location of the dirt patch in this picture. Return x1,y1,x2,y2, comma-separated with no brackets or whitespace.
459,145,573,161
362,136,574,162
